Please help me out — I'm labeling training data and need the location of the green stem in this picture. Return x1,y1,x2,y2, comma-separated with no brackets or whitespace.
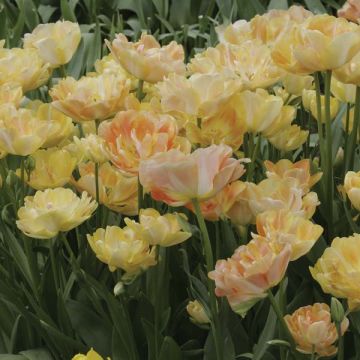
324,70,334,239
94,119,102,227
343,103,351,177
346,87,360,172
336,323,344,360
247,134,261,182
267,290,296,351
138,176,144,212
192,198,222,360
136,79,145,101
311,345,316,360
314,72,325,165
60,64,67,78
20,157,25,207
49,237,60,291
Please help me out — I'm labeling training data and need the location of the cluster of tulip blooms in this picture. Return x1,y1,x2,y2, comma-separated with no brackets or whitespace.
3,1,360,359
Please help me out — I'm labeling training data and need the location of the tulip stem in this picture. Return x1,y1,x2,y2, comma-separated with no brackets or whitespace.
311,345,316,360
346,86,360,172
247,134,261,182
267,290,297,352
138,176,144,211
136,79,145,101
192,198,223,360
20,157,25,207
336,323,344,360
324,70,334,239
49,237,60,291
94,119,102,227
314,72,325,164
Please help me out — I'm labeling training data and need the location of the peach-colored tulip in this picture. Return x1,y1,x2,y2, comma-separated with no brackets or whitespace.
73,162,138,216
264,159,322,194
188,41,284,90
285,303,349,357
344,171,360,210
99,110,190,174
50,74,130,122
139,144,246,206
310,234,360,311
185,105,246,151
256,209,323,260
106,33,185,83
156,73,242,118
208,236,291,316
338,0,360,23
272,14,360,74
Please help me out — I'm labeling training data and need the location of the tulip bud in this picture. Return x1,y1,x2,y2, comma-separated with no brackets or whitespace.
186,300,210,325
24,156,36,176
114,281,125,296
331,297,345,324
6,170,18,188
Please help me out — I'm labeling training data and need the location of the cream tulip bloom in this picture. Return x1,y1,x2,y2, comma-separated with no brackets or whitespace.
24,20,81,67
17,188,97,239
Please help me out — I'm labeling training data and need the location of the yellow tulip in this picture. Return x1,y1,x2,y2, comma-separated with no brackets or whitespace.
272,14,360,74
285,303,349,357
231,89,284,134
302,89,339,123
125,208,191,247
27,101,76,148
334,51,360,86
331,77,356,103
87,226,157,277
50,74,130,122
344,171,360,210
106,33,185,83
0,42,50,92
209,236,291,317
73,162,138,216
264,159,322,194
156,73,242,118
268,124,309,152
256,209,323,260
282,73,313,96
186,300,210,325
16,148,76,190
310,234,360,311
23,20,81,67
17,188,97,239
72,348,109,360
73,134,111,164
0,104,48,156
0,83,23,107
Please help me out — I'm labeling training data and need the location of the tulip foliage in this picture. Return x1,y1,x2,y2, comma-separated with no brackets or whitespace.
3,1,360,360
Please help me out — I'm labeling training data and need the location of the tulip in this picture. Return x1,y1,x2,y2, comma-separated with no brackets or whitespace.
99,110,189,174
310,234,360,311
186,300,210,325
72,348,109,360
139,144,246,206
87,225,157,278
16,188,97,239
16,148,76,190
264,159,322,194
23,20,81,67
73,162,138,216
344,171,360,210
0,104,48,156
125,208,191,247
50,74,130,122
285,303,349,357
272,15,360,74
282,73,313,96
208,236,291,317
256,209,323,260
0,83,23,107
107,33,185,83
0,42,50,92
267,125,309,152
302,89,339,123
331,77,356,103
338,0,360,23
73,134,111,164
156,73,242,118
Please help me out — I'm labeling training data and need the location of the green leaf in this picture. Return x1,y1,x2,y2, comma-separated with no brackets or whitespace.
304,0,327,14
60,0,77,22
331,103,346,163
158,337,182,360
19,349,54,360
268,0,288,10
37,5,57,23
